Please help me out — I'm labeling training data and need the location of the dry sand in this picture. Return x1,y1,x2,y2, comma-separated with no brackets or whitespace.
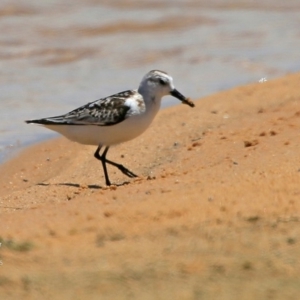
0,73,300,299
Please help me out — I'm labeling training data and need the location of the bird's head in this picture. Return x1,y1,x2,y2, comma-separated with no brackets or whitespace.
138,70,194,107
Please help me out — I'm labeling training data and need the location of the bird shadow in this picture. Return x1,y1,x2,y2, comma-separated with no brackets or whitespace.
37,181,131,189
37,182,101,189
0,206,23,210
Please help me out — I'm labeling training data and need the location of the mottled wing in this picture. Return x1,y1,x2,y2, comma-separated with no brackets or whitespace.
62,90,134,126
32,90,145,126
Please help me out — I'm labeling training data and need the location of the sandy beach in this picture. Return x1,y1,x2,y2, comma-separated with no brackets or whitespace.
1,73,300,299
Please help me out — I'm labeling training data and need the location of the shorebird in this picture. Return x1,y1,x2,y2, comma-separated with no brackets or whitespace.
26,70,194,186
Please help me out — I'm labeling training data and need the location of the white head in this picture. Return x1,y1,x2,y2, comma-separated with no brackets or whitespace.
138,70,194,107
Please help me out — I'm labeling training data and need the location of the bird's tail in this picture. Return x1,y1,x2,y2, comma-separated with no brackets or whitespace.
25,118,56,125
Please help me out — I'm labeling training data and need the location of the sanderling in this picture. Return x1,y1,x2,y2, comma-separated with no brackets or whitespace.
26,70,195,186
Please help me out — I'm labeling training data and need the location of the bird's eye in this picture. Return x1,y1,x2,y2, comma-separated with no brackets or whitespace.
159,79,167,85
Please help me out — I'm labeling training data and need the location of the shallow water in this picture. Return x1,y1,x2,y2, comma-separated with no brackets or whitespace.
1,0,300,162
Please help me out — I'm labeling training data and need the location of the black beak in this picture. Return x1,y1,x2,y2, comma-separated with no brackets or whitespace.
170,89,195,107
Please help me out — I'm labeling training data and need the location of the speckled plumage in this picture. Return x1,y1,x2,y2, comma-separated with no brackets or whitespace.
30,90,145,126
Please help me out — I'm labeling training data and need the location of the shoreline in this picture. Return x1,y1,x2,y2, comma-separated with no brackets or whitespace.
1,72,300,299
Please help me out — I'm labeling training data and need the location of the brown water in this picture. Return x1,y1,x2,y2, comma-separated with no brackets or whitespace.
1,0,300,161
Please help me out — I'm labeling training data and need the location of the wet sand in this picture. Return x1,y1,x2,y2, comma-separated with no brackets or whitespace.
1,73,300,299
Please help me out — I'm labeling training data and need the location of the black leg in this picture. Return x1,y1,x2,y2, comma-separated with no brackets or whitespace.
94,145,102,160
94,146,111,186
101,146,111,186
104,158,138,178
94,145,138,186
